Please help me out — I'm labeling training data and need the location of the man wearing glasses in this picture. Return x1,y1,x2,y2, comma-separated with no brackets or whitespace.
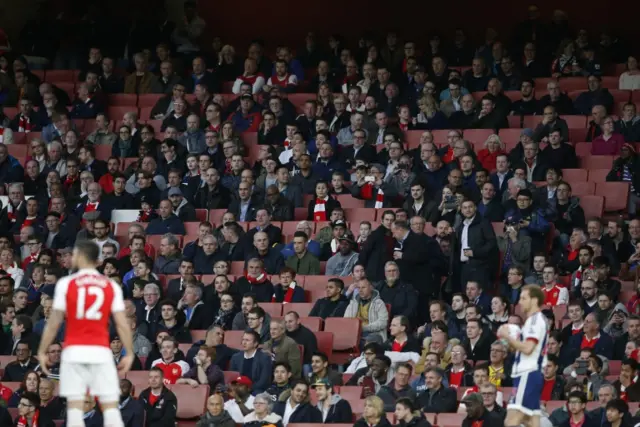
16,392,51,427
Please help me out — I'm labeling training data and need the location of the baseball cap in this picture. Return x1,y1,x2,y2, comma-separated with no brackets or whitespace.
521,128,534,138
231,376,253,388
168,187,183,197
311,378,332,389
461,392,483,406
240,94,254,101
338,233,355,244
331,220,347,229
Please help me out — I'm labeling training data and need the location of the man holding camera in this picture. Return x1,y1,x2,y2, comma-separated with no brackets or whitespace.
503,189,550,255
351,163,397,208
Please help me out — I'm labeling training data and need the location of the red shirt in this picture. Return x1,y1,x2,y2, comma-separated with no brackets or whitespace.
581,334,600,350
542,285,567,306
53,269,124,350
541,378,555,401
151,359,190,385
0,384,11,402
148,392,160,406
449,370,464,388
391,340,406,352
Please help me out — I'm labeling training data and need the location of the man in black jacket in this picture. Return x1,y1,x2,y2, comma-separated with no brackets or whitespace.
461,392,504,427
375,261,418,320
139,368,178,427
119,379,145,427
284,311,318,370
193,167,232,210
450,199,498,293
312,378,353,423
358,210,396,283
418,366,457,413
273,380,322,423
470,95,508,130
309,278,349,320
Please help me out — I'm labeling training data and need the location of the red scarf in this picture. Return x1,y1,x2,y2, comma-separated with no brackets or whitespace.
22,252,38,270
6,201,18,223
137,208,152,222
245,270,267,284
224,159,232,175
361,183,385,208
283,138,292,149
18,115,32,132
64,174,78,190
22,216,36,230
398,122,409,131
313,197,328,221
0,127,4,143
208,123,221,133
85,201,99,213
273,281,298,303
16,409,39,427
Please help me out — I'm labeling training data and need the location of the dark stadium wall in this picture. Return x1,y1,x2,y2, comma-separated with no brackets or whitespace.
198,1,635,48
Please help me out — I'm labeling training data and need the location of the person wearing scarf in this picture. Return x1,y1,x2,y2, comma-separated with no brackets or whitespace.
234,258,274,302
213,292,237,330
272,267,305,303
16,391,54,427
308,181,340,222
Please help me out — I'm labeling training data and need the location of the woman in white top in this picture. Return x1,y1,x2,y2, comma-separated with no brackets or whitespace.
619,55,640,90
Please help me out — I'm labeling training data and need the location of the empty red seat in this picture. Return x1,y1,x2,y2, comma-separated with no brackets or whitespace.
595,182,630,212
570,182,596,196
126,371,150,396
569,128,588,142
223,330,244,349
335,195,365,208
169,384,209,419
287,302,314,317
560,115,587,128
260,303,283,318
107,94,138,106
344,208,375,222
561,169,588,182
507,116,522,129
522,116,543,129
7,145,27,158
580,195,605,218
230,262,245,275
461,129,493,144
580,156,614,169
498,128,522,143
435,414,465,426
46,70,76,82
138,94,164,108
324,318,361,364
574,143,591,157
94,145,112,161
588,169,610,183
299,316,322,331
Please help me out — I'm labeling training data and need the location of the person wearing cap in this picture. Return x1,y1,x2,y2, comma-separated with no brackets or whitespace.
311,377,353,423
325,233,359,276
167,187,196,222
228,93,263,133
273,379,322,425
504,188,549,254
319,219,349,261
460,392,503,427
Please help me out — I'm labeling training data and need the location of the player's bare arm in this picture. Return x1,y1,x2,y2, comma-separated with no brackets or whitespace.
37,308,65,375
497,326,537,355
113,310,135,373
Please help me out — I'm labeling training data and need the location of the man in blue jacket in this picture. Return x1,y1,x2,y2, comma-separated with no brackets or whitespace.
273,380,322,424
0,144,24,184
565,312,614,363
229,330,272,393
145,199,186,235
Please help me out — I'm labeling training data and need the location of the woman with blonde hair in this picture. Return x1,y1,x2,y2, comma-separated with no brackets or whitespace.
477,134,506,170
216,44,242,82
316,81,335,118
415,95,447,130
353,396,392,427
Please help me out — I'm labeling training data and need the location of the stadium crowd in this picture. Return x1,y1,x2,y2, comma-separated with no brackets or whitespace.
0,1,640,427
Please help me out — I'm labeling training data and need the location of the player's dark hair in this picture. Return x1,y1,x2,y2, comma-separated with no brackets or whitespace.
20,391,40,407
15,315,33,333
150,366,164,377
312,352,329,363
75,240,100,263
273,361,291,372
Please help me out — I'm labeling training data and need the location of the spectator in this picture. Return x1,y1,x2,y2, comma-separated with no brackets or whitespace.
124,53,158,94
443,344,474,388
612,359,640,401
176,345,224,391
394,397,432,427
229,330,272,393
284,232,321,275
273,380,322,426
150,337,191,381
167,188,196,223
417,367,457,413
263,319,302,379
272,268,305,304
532,105,569,143
308,351,343,387
477,134,506,171
243,392,283,427
461,319,492,362
375,261,417,320
460,392,503,427
139,368,178,427
3,341,37,381
14,391,52,427
308,278,349,319
616,103,640,142
574,75,614,115
265,362,293,402
344,280,388,344
192,235,225,275
353,396,392,427
325,234,358,276
152,234,181,275
310,377,352,423
377,362,417,412
38,377,64,420
7,370,39,407
541,265,570,306
145,200,186,236
592,116,625,155
566,312,614,361
197,394,236,427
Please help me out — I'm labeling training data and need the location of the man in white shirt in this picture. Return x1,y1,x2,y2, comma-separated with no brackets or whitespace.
223,376,255,422
92,219,120,259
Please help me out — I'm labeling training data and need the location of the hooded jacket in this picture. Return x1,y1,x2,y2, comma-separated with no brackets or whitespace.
344,289,388,342
603,303,628,339
196,410,236,427
273,389,322,424
315,394,353,423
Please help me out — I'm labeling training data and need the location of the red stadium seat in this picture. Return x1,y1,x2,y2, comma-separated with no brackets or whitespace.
107,94,138,106
230,262,245,275
170,384,209,419
569,128,588,142
344,208,375,222
138,94,164,108
190,330,207,341
338,386,363,400
580,195,605,218
560,115,587,128
574,143,591,157
561,169,588,182
107,106,138,121
461,129,493,144
94,145,112,161
588,169,610,182
570,182,596,196
46,70,76,82
595,182,630,212
522,116,543,129
299,316,322,332
209,209,226,226
194,209,208,221
184,222,201,236
313,331,334,361
498,128,523,143
223,330,244,350
580,156,614,169
335,195,365,208
435,413,465,425
610,89,631,104
504,91,521,102
7,145,27,158
405,130,426,148
260,303,283,318
324,318,361,364
507,116,522,129
287,303,314,317
11,132,27,145
126,371,150,396
139,107,153,121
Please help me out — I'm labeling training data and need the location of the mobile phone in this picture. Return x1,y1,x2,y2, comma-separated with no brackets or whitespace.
364,176,375,183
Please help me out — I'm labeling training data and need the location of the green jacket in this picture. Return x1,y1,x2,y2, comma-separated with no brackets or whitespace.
285,251,321,275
